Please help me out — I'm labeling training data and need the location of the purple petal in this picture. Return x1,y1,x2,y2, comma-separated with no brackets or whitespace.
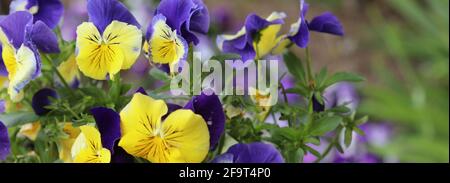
111,145,135,163
163,103,183,120
27,20,60,53
181,0,210,44
289,0,310,48
0,11,33,49
0,44,7,76
0,121,11,161
31,88,58,116
135,87,148,95
211,153,234,163
221,13,283,61
222,142,284,163
91,107,121,154
87,0,140,33
33,0,64,29
184,92,225,149
156,0,194,33
308,12,344,36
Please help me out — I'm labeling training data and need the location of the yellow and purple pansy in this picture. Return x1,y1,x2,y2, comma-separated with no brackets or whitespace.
72,90,225,163
0,11,59,101
75,0,142,80
217,12,286,61
9,0,64,29
212,142,284,163
144,0,209,74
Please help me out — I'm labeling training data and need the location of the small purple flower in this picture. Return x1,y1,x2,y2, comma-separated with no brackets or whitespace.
212,142,284,163
0,121,10,161
31,88,58,116
185,91,225,149
155,0,210,45
288,0,344,48
9,0,64,29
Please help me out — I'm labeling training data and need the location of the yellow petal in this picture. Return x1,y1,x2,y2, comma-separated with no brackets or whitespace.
19,122,41,141
71,125,110,163
119,93,168,136
58,123,81,163
75,22,124,80
162,109,210,163
102,21,142,70
149,18,186,73
57,54,80,85
254,12,286,58
119,109,210,163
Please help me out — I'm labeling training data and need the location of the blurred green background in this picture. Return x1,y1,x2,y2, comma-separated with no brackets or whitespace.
1,0,448,163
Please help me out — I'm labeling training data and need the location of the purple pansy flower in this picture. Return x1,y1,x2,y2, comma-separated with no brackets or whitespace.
217,12,286,62
9,0,64,29
155,0,210,45
288,0,344,48
0,11,59,100
212,142,284,163
31,88,58,116
0,121,10,161
185,92,225,149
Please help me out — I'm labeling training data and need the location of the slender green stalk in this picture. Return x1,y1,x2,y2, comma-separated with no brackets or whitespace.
314,127,343,163
43,54,73,94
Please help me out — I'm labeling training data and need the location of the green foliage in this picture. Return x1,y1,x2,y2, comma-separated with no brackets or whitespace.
363,0,449,162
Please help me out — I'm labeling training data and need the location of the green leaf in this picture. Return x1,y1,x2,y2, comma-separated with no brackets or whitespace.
335,143,345,154
315,67,328,88
0,112,40,127
353,127,366,136
344,128,353,147
309,116,343,136
149,67,170,81
303,145,321,158
304,137,321,146
287,148,304,163
328,105,351,114
321,72,365,90
283,51,307,84
355,115,369,125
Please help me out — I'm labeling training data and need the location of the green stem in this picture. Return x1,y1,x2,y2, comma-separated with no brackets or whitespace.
305,47,314,84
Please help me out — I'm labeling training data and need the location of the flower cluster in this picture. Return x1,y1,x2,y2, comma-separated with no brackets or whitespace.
0,0,370,164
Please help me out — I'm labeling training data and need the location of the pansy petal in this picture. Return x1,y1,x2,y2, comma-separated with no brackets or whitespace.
253,12,286,58
0,11,33,49
161,110,210,163
226,142,284,163
72,126,111,163
0,44,7,77
185,92,225,149
135,87,148,95
91,107,121,154
3,43,40,100
75,22,124,80
156,0,194,32
288,0,310,48
0,121,11,161
111,145,135,163
181,0,210,44
0,100,5,114
27,20,60,53
102,21,142,70
87,0,140,33
309,12,344,36
211,153,234,163
33,0,64,29
148,14,188,73
31,88,58,115
57,54,80,88
119,93,168,136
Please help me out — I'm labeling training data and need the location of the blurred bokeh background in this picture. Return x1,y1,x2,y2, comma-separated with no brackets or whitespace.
1,0,448,163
